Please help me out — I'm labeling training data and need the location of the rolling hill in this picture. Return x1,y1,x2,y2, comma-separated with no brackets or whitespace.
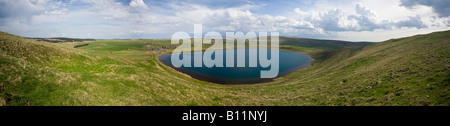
28,37,96,43
279,36,373,49
0,30,448,106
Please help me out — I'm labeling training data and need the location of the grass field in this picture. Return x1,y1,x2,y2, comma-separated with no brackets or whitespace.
0,30,448,106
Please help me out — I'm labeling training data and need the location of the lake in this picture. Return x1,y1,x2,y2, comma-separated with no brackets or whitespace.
158,49,314,84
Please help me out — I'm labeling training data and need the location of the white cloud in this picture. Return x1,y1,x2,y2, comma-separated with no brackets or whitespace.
130,30,146,33
0,0,448,41
291,4,430,32
130,0,148,9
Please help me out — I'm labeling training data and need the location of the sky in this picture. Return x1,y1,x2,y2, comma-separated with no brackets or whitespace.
0,0,449,42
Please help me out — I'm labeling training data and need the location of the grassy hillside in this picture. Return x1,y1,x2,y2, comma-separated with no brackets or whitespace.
280,36,372,49
0,30,448,106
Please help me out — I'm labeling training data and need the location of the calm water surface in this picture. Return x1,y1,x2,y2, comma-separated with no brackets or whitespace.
158,49,314,84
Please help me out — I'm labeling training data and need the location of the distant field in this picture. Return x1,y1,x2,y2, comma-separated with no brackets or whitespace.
29,37,96,43
0,30,448,106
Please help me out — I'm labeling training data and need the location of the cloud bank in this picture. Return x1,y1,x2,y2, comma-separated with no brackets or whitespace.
0,0,448,41
400,0,450,17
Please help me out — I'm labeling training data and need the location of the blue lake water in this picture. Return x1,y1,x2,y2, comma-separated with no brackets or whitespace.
158,49,314,84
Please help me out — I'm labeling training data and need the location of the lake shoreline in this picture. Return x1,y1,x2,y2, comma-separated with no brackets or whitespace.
157,49,315,84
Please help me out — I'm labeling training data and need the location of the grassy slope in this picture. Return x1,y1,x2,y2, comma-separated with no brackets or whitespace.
0,30,448,106
279,36,372,49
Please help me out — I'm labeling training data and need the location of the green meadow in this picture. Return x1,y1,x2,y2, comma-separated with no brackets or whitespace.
0,30,448,106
